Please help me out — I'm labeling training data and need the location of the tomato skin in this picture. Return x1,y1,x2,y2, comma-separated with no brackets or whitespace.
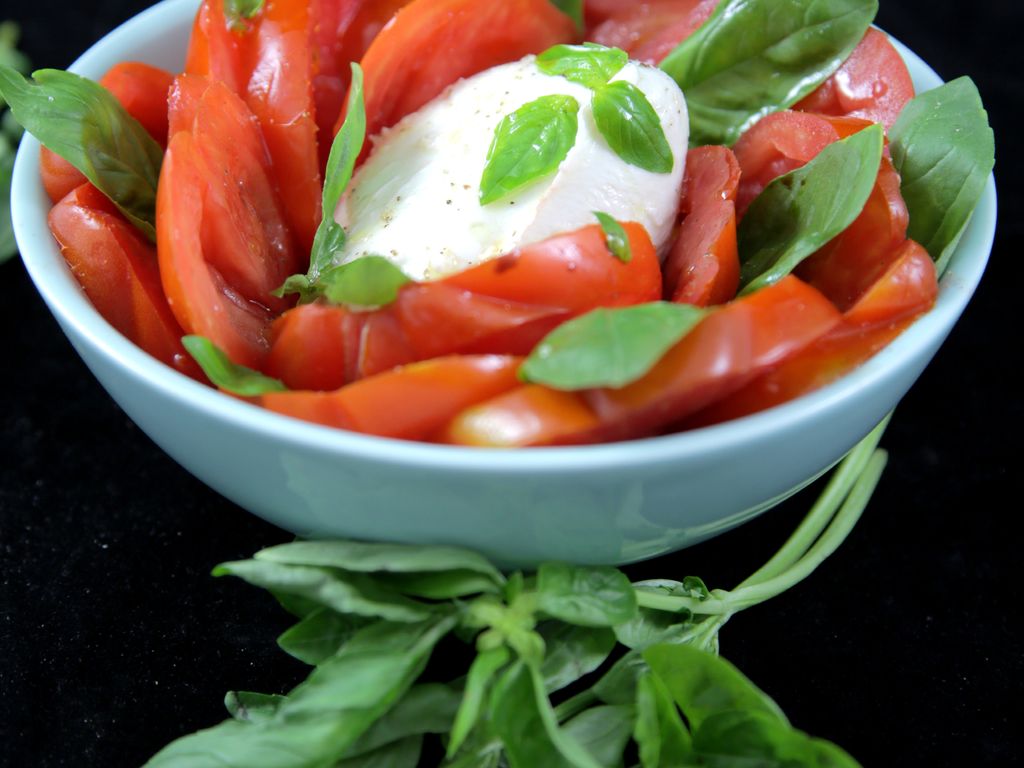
267,223,659,390
444,277,841,446
49,184,201,380
686,240,937,425
589,0,719,65
186,0,322,252
664,146,741,305
796,156,909,311
258,355,523,441
346,0,577,144
795,28,915,131
40,149,87,206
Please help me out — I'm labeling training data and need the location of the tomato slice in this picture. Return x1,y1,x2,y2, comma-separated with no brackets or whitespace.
159,77,300,368
664,146,741,305
266,222,661,390
310,0,412,170
443,277,841,446
186,0,322,252
346,0,577,144
258,355,522,440
588,0,719,65
733,111,872,217
794,28,915,131
686,240,937,425
796,156,909,311
49,184,201,379
39,62,176,204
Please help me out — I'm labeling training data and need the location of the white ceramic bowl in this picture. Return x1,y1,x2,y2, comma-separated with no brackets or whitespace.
12,0,997,567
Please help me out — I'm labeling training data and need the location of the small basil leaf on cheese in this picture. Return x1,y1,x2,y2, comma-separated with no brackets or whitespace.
739,124,884,294
480,94,581,206
594,212,632,263
592,81,674,174
321,255,412,310
224,0,265,31
547,0,584,33
537,43,628,89
521,303,707,391
0,64,162,241
889,77,995,277
183,336,288,396
277,63,366,301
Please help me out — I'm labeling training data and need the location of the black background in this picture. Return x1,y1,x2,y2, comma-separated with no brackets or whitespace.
1,1,1020,765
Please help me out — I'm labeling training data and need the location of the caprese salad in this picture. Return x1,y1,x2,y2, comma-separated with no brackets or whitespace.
0,0,994,446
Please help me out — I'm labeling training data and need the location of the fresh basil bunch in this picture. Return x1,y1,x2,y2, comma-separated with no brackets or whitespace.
0,21,29,263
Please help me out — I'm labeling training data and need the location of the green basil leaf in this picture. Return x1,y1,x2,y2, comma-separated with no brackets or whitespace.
0,138,14,264
643,644,788,731
447,646,510,758
0,22,30,81
691,709,862,767
489,662,603,768
592,81,674,174
738,124,884,294
538,623,617,693
256,539,505,585
547,0,584,33
613,608,701,652
345,684,461,757
337,736,423,768
317,255,412,309
376,570,502,600
536,563,637,627
224,692,286,724
213,560,435,623
0,65,163,240
521,302,707,391
593,651,647,706
537,44,628,89
889,77,995,277
635,671,693,768
660,0,878,146
182,336,287,396
479,94,580,205
594,211,631,263
562,705,635,768
277,608,372,666
224,0,266,31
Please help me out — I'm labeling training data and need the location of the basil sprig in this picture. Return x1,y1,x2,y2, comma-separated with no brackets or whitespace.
479,94,581,205
521,302,707,390
592,80,674,174
144,423,892,768
889,77,996,277
660,0,878,146
182,336,287,396
594,211,632,263
739,124,884,294
0,64,163,241
537,44,628,89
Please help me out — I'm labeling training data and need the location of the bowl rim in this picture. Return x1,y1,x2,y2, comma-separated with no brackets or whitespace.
11,0,999,475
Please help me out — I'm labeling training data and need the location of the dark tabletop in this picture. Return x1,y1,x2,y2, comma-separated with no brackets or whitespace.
1,1,1020,766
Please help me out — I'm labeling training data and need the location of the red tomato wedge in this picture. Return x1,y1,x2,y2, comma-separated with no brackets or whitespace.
159,79,299,368
345,0,577,145
48,184,201,380
310,0,412,169
589,0,719,65
186,0,322,252
686,241,937,425
266,222,662,390
39,61,176,204
443,277,841,447
733,112,874,217
664,146,741,305
257,355,522,441
795,28,915,131
796,156,909,311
